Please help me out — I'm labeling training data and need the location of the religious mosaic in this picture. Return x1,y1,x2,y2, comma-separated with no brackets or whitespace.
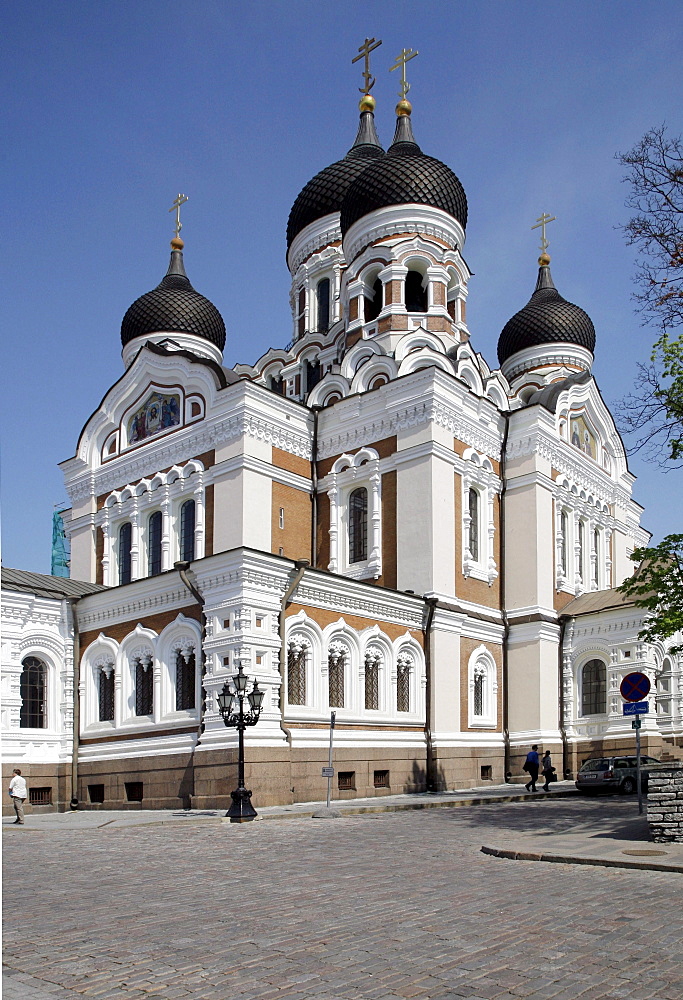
128,391,180,444
570,413,596,460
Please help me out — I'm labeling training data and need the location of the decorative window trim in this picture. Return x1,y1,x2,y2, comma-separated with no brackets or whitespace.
461,449,498,585
467,645,498,729
327,448,382,580
554,478,613,595
579,657,608,717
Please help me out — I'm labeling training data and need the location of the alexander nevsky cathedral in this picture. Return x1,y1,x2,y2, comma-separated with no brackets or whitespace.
3,45,682,813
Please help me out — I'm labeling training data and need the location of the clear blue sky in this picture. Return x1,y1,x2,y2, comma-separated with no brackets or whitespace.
3,1,682,574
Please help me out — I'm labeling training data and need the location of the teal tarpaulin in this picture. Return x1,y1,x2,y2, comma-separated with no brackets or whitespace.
51,509,70,578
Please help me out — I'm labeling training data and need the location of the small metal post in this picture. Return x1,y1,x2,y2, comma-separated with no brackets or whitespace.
636,721,643,815
326,711,336,810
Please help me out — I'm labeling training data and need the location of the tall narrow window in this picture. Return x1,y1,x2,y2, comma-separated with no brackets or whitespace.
288,643,307,705
175,650,196,711
364,652,380,710
297,287,306,339
473,669,485,717
468,489,479,562
328,646,345,708
405,270,427,312
560,511,568,575
269,374,285,395
119,522,132,585
148,511,162,577
135,659,153,716
20,656,46,728
364,276,383,322
180,500,195,563
397,656,411,713
592,527,600,588
581,659,606,715
317,277,330,332
305,360,322,393
98,668,115,722
348,488,368,564
578,520,585,582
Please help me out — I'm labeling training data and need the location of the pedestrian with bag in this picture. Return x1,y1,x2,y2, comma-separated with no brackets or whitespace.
9,768,27,825
523,745,540,792
541,750,555,792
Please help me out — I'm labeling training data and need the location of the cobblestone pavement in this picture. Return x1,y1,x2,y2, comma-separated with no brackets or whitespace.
4,797,682,1000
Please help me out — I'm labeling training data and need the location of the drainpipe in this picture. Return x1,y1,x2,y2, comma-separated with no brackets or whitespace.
174,561,206,746
558,614,570,780
310,405,322,567
67,597,81,810
279,559,310,745
499,411,511,781
423,596,438,792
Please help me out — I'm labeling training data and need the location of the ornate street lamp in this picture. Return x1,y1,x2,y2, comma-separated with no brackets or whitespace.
217,664,265,823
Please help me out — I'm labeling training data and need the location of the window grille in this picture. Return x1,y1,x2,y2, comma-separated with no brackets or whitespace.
119,522,132,585
468,488,479,562
364,276,383,322
288,644,307,705
405,270,427,312
338,771,355,790
317,277,330,332
29,787,52,806
349,487,368,564
473,669,485,717
125,781,143,802
328,646,345,708
180,500,195,562
175,650,196,711
365,652,380,710
374,769,390,788
88,784,105,803
20,656,46,728
135,659,153,716
397,659,411,713
98,668,115,722
581,659,607,715
148,510,162,577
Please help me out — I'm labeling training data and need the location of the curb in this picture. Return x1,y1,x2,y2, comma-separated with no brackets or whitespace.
481,844,683,874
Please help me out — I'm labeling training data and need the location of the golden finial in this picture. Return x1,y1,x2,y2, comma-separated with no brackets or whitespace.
531,212,556,260
171,237,184,250
390,47,418,110
169,193,189,243
352,37,382,104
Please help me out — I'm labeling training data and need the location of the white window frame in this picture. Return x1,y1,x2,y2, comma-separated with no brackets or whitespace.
326,448,382,581
467,645,498,729
461,449,498,585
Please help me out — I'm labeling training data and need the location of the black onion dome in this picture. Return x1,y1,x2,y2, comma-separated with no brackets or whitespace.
286,110,384,249
497,263,595,367
121,246,226,351
340,113,468,235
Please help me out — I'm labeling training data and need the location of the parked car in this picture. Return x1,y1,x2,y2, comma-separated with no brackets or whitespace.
575,755,661,795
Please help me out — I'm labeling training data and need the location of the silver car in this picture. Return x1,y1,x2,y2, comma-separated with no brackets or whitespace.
575,755,660,795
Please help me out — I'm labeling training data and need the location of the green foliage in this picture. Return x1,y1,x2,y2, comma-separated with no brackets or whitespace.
618,534,683,653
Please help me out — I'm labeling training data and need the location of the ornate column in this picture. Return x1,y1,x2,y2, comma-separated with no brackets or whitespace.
604,528,613,589
194,473,205,560
114,661,123,727
589,519,598,591
130,499,141,581
486,486,498,584
368,465,382,578
327,476,339,574
555,505,565,590
100,513,112,586
153,653,162,723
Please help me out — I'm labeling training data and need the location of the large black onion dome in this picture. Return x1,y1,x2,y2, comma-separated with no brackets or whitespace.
340,111,468,235
497,262,595,367
286,109,384,249
121,245,226,351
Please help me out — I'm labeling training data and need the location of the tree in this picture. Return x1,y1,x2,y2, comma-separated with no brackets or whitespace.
617,125,683,465
618,535,683,654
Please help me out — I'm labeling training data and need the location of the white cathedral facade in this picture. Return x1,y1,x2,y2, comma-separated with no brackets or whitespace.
3,90,682,811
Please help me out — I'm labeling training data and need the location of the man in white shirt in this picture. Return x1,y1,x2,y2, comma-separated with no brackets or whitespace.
9,769,27,825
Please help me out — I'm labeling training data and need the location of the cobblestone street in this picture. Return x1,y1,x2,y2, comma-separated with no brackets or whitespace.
4,798,682,1000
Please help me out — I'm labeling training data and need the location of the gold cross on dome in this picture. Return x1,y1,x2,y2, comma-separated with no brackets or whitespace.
352,37,382,95
169,193,189,239
390,47,418,100
531,212,556,253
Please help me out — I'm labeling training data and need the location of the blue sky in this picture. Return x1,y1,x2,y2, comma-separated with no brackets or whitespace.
3,1,682,573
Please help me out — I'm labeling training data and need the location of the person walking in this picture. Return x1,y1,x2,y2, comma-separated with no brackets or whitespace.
524,745,540,792
9,768,27,824
541,750,554,792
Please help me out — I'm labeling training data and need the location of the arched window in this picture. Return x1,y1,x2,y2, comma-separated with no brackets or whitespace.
328,643,345,708
364,650,380,710
581,659,606,715
20,656,46,728
134,657,153,716
180,500,195,563
592,527,600,588
348,488,368,564
297,287,306,339
473,669,485,716
269,373,285,395
405,270,427,312
305,359,322,393
397,653,412,713
364,276,383,322
98,667,115,722
578,520,585,583
119,522,132,585
148,511,162,577
468,489,479,562
287,638,308,705
317,277,330,332
175,649,196,711
468,647,497,727
560,510,568,575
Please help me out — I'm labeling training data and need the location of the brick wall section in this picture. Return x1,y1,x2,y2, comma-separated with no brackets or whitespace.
272,447,310,478
459,636,503,732
349,297,359,321
315,493,330,569
79,604,202,651
647,764,683,842
286,602,424,647
272,481,311,562
378,470,397,590
432,282,446,306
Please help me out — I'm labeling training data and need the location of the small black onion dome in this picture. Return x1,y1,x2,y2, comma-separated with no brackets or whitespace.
340,109,468,235
286,106,384,249
121,241,226,351
497,260,595,367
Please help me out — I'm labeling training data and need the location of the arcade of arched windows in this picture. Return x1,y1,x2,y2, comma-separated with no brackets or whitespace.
554,479,613,595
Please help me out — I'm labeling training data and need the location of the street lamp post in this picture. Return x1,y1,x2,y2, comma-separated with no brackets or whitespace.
217,664,265,823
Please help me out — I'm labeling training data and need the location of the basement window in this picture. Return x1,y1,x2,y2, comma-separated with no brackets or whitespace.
125,781,143,802
338,771,355,791
88,784,105,804
374,769,390,788
29,787,52,806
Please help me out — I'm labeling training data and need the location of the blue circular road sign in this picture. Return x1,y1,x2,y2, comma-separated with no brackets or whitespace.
620,671,651,702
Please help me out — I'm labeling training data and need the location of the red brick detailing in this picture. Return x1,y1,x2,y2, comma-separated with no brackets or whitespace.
315,493,330,570
80,605,202,652
433,282,446,306
272,448,311,478
317,437,397,479
272,482,311,562
349,297,359,321
286,603,423,647
346,329,363,350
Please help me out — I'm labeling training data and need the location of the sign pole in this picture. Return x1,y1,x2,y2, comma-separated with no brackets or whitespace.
636,720,643,815
326,711,336,810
